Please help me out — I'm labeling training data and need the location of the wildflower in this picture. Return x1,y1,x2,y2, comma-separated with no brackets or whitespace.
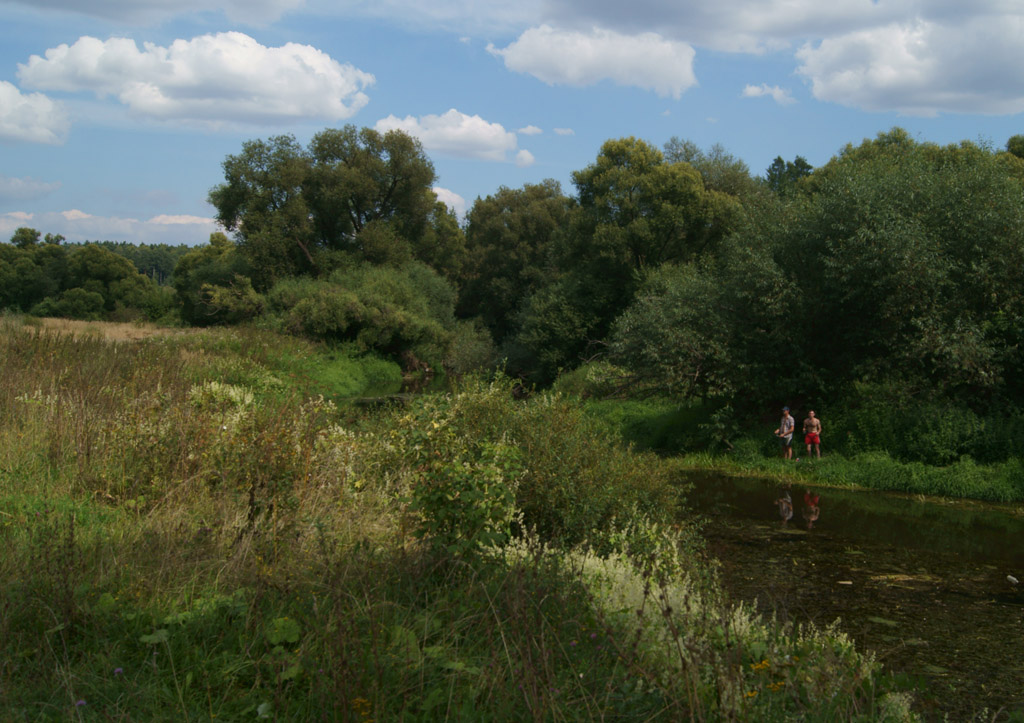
114,667,123,675
76,699,86,706
745,691,758,699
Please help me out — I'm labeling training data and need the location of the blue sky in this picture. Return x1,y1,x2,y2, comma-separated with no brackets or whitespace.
2,0,1024,245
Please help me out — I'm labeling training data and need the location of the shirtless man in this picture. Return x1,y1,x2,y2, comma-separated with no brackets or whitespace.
803,410,822,458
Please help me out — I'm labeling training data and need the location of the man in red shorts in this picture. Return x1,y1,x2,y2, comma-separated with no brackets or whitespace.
803,410,822,458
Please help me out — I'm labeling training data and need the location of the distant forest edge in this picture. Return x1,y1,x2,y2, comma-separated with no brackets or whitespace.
7,125,1024,481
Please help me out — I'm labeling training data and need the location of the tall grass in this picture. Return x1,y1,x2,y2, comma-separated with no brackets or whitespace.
0,319,916,720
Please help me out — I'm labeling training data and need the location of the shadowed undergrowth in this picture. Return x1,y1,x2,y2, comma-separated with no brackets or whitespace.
0,319,915,721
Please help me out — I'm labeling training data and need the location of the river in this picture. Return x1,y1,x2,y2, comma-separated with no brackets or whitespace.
680,470,1024,720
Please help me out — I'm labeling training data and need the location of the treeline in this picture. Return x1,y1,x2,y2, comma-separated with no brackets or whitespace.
0,231,180,322
7,125,1024,464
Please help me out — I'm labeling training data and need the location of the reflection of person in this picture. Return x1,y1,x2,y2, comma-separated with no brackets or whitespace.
803,411,822,458
802,490,820,529
775,490,793,526
774,406,795,459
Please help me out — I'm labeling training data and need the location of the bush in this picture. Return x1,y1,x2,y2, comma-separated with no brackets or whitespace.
31,288,105,320
372,376,680,548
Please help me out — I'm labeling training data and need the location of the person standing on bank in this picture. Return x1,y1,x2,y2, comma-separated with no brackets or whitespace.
775,406,795,459
803,410,822,459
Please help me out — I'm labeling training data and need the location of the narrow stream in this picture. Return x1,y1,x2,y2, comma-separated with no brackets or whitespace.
679,470,1024,720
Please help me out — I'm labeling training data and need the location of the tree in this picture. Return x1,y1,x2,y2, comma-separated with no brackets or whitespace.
208,134,314,288
414,199,467,282
173,232,259,325
764,155,813,196
609,263,735,400
1007,134,1024,159
208,125,438,289
663,138,761,198
306,125,437,247
459,180,572,344
772,128,1024,400
10,227,40,249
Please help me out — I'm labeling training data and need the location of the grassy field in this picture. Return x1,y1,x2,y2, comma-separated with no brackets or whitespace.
0,317,917,721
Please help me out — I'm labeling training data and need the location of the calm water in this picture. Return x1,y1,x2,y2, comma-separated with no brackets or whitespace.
679,470,1024,720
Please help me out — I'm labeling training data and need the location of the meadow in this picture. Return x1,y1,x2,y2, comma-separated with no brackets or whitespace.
0,317,916,721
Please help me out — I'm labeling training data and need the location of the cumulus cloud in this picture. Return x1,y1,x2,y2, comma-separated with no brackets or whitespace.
518,125,543,135
796,15,1024,115
432,186,467,216
515,149,535,167
375,108,521,162
554,127,574,135
0,175,61,203
0,209,219,244
17,33,374,125
488,25,696,98
0,81,70,145
742,83,796,105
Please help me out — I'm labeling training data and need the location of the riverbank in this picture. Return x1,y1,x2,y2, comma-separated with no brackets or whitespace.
0,322,917,720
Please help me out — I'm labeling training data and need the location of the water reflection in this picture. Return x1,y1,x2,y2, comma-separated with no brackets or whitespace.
802,490,821,530
683,470,1024,568
774,489,794,526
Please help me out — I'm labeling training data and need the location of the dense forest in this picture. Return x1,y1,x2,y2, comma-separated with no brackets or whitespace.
7,124,1024,476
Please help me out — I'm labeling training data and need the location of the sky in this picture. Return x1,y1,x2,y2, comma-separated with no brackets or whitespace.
2,0,1024,246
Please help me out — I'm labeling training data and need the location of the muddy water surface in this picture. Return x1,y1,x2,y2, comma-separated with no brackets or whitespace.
681,471,1024,720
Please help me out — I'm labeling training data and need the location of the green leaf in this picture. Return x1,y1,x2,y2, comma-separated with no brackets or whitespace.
140,628,170,645
266,616,301,645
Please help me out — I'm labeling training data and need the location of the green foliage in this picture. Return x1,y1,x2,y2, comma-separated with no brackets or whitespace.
0,321,918,721
396,397,522,557
505,137,742,384
442,318,496,376
31,287,105,320
10,226,41,248
210,125,438,287
460,180,572,344
1007,134,1024,159
551,360,631,399
268,261,458,368
609,263,735,399
173,233,259,325
764,154,813,195
663,137,763,198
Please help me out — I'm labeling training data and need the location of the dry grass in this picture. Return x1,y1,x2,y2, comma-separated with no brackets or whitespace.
24,316,186,342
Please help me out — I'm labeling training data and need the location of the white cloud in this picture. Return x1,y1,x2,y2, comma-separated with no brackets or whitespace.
0,175,61,203
148,214,216,225
17,33,374,125
742,83,796,105
432,186,467,216
518,125,543,135
537,0,939,53
375,108,519,162
515,149,535,167
5,0,305,25
0,209,219,244
554,127,574,136
0,81,70,145
489,25,696,98
796,16,1024,115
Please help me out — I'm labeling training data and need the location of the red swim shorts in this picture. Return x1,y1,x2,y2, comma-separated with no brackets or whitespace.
805,432,820,445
